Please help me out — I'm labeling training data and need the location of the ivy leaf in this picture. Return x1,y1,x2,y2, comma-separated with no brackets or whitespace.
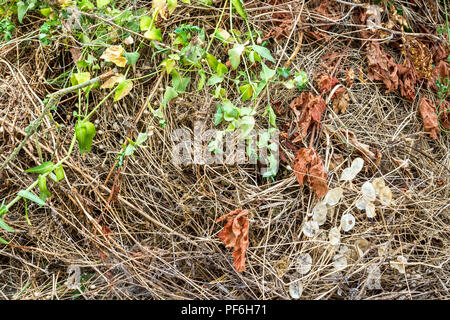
168,0,177,15
96,0,111,8
277,67,291,78
17,190,46,207
214,104,224,126
239,84,253,102
263,104,276,127
198,69,206,90
223,100,239,121
161,86,179,108
144,28,162,41
260,62,276,82
140,16,152,31
231,0,247,20
251,45,275,63
17,1,29,23
228,44,245,70
207,74,224,86
240,116,255,138
216,63,228,77
123,51,140,66
171,70,191,92
25,161,54,174
206,53,219,72
114,79,133,101
248,51,261,63
294,70,309,90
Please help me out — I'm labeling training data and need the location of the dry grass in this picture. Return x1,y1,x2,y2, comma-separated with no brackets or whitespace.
0,0,449,300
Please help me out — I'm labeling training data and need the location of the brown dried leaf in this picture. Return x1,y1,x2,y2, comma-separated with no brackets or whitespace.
316,73,339,94
292,147,328,197
332,87,349,114
334,128,378,160
100,45,127,68
216,209,249,272
366,42,399,92
346,68,355,87
290,92,326,139
397,59,417,101
419,98,439,139
439,100,450,131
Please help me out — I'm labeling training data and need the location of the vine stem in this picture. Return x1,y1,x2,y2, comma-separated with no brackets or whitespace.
0,70,114,172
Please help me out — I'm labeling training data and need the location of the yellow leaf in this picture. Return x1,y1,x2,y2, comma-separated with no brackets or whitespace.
101,74,125,89
152,0,167,19
100,45,127,68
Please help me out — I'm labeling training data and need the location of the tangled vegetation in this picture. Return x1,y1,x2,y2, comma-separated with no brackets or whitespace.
0,0,448,299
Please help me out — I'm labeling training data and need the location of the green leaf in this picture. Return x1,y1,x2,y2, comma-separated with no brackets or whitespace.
277,67,291,78
160,59,176,74
79,0,95,11
206,53,219,72
251,45,275,63
198,70,206,90
54,165,65,181
216,63,228,77
215,28,232,43
263,105,276,127
168,0,177,14
161,86,179,108
239,84,253,102
26,161,54,174
171,70,191,93
75,120,96,154
18,190,46,207
140,15,152,31
114,80,133,101
17,1,28,23
181,0,190,3
294,70,309,90
240,116,255,138
214,104,224,126
40,8,52,17
248,51,261,63
223,100,239,121
0,216,14,233
123,51,140,66
260,62,276,82
38,175,51,202
144,28,162,41
135,133,148,146
96,0,111,8
206,74,224,86
228,44,245,70
0,237,9,244
231,0,247,20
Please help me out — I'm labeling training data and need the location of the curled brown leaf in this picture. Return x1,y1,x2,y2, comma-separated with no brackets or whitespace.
292,148,328,198
216,209,249,272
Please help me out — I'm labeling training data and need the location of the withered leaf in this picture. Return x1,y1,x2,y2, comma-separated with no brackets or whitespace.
316,73,339,94
366,42,399,92
332,87,349,114
397,59,417,101
292,147,328,197
419,98,439,139
289,92,326,140
216,209,249,272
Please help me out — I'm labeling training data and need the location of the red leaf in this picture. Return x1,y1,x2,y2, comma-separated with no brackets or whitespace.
419,98,439,139
316,73,339,94
366,42,399,92
216,209,249,272
397,59,417,101
290,92,326,139
292,148,328,197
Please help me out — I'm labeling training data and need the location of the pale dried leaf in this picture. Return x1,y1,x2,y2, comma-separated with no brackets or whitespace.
365,201,376,218
325,187,343,206
312,203,327,226
379,186,392,206
361,181,376,202
340,213,355,232
289,280,303,299
296,253,313,275
390,256,407,274
302,220,319,238
329,227,341,246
